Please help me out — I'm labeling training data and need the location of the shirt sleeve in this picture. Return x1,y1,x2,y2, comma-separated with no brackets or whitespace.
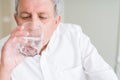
79,32,118,80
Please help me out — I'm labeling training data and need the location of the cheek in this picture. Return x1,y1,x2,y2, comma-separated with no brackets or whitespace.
43,21,56,34
16,19,26,26
43,24,56,40
44,25,54,37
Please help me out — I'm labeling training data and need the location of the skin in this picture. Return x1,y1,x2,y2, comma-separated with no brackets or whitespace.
0,0,61,80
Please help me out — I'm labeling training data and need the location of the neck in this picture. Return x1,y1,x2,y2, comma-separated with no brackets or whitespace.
39,42,49,55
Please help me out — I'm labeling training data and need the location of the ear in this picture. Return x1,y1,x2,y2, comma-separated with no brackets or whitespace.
14,13,19,25
55,16,61,26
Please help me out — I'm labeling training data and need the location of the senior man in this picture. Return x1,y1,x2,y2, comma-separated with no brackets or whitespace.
0,0,118,80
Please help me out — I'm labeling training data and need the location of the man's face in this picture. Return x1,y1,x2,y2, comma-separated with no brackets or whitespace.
15,0,60,45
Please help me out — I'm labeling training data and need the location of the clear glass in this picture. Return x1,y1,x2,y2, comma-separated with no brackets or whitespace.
18,22,43,57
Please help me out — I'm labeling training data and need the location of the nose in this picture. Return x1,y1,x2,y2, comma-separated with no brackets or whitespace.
31,13,42,25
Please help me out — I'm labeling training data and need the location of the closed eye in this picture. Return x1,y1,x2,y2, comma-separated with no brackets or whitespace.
39,16,48,19
19,12,31,20
21,16,31,19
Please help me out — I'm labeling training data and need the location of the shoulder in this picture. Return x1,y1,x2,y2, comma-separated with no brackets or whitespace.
57,23,84,38
57,23,90,41
58,23,83,33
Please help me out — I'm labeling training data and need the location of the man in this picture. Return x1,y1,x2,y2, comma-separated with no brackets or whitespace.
0,0,118,80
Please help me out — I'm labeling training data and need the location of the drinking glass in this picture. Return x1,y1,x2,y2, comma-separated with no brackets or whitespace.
18,22,43,57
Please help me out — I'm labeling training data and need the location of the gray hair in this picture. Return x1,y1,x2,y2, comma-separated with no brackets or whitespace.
15,0,63,17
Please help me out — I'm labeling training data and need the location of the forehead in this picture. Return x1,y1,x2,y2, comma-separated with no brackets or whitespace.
18,0,54,13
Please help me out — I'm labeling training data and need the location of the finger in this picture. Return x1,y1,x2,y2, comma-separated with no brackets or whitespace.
11,26,24,35
2,37,16,53
2,36,28,56
11,31,29,37
15,37,28,44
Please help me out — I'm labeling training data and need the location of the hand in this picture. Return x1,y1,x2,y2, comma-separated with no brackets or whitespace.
0,26,28,72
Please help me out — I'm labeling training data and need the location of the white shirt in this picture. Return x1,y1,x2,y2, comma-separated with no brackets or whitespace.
0,23,118,80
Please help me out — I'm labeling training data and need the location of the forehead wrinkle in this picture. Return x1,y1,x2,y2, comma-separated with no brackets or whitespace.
18,0,54,15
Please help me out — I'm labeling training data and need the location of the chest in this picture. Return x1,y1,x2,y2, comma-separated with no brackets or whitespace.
11,35,86,80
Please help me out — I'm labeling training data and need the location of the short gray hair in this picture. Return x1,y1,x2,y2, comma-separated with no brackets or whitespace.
15,0,63,17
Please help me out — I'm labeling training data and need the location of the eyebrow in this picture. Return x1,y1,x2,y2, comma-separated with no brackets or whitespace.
19,12,30,15
18,11,49,17
20,11,47,14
